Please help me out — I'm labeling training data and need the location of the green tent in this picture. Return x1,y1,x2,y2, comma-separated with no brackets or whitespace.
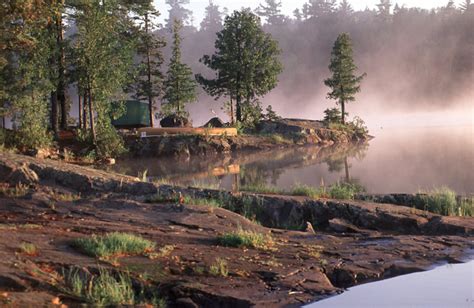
112,100,151,129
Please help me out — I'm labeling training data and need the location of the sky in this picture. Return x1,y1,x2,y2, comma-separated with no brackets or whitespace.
153,0,456,26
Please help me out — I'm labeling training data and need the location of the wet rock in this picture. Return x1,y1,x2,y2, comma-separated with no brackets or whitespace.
202,117,225,128
160,115,192,128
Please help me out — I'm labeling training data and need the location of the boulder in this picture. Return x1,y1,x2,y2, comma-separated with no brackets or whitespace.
0,160,38,186
160,115,192,128
202,117,225,128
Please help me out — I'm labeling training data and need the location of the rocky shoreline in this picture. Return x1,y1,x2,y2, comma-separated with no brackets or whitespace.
0,152,472,307
126,119,370,158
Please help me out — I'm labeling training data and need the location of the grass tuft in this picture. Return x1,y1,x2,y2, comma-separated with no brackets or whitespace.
62,268,138,306
328,182,364,200
415,187,473,217
19,242,38,256
73,232,156,259
209,258,229,277
217,229,274,250
0,183,29,198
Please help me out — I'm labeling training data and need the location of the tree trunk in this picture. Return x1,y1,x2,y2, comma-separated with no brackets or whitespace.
145,13,154,128
344,156,350,182
341,100,345,124
230,97,234,125
56,4,67,130
88,88,96,145
78,92,82,129
236,95,242,123
51,92,58,134
83,91,88,129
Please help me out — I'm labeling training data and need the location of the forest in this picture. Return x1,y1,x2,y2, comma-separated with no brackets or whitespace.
1,0,473,159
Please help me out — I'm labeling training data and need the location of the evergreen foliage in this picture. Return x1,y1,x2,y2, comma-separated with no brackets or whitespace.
132,4,166,127
256,0,285,25
324,33,366,124
162,19,197,118
200,1,225,32
197,9,282,126
165,0,192,28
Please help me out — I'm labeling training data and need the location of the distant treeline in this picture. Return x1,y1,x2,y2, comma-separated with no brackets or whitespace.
167,0,473,113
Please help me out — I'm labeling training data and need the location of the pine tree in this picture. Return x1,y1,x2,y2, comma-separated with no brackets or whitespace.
200,1,224,32
165,0,192,28
256,0,285,25
162,19,197,118
377,0,392,22
133,4,166,128
324,33,366,124
306,0,336,19
460,0,473,12
0,1,53,149
338,0,354,15
197,9,282,124
293,8,302,21
72,0,135,158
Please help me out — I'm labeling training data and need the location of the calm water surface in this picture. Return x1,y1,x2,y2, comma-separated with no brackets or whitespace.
109,126,474,194
307,261,474,308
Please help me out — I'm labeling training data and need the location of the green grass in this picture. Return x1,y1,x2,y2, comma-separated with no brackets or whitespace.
190,180,220,190
328,182,364,200
290,184,324,198
19,242,38,255
209,258,229,277
240,183,285,195
217,229,274,250
61,267,165,306
182,196,224,207
415,187,473,217
73,232,156,259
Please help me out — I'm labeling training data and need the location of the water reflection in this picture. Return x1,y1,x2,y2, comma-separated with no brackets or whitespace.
307,261,474,308
109,141,369,192
107,126,473,194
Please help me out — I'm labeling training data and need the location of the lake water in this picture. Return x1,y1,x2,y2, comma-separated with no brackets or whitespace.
307,261,474,308
109,126,474,194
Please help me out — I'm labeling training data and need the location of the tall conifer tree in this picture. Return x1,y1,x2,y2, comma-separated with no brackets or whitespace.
324,33,366,124
162,19,197,117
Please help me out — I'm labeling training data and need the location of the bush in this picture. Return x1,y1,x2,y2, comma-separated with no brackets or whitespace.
263,105,281,121
323,108,346,125
12,98,52,151
95,120,126,159
73,232,156,259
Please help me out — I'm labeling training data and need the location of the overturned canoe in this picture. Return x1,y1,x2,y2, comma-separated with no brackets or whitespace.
137,127,238,137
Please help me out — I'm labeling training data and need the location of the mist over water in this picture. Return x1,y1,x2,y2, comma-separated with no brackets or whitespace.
110,125,473,195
